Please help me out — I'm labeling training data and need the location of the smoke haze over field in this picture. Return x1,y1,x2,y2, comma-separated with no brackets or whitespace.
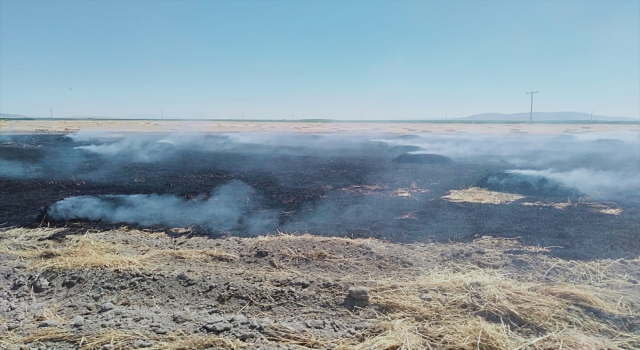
505,169,640,199
48,181,278,233
1,131,638,201
1,130,639,253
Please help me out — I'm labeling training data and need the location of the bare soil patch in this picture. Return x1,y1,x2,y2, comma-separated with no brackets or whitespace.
1,227,639,349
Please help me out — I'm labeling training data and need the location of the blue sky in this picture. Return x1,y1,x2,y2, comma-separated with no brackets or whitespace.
1,0,638,119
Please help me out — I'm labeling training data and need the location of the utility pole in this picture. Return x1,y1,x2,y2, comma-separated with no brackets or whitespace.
526,91,538,123
590,110,593,122
50,108,53,118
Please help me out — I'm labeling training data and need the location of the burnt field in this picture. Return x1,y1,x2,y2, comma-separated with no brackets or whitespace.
1,131,639,260
2,129,640,350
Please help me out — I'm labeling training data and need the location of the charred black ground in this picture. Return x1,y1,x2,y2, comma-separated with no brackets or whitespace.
1,132,639,261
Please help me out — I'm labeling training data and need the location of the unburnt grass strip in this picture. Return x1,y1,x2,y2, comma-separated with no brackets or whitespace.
0,227,638,349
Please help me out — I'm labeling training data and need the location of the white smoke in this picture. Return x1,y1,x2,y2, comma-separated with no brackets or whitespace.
47,181,277,232
0,159,39,178
506,168,640,199
72,134,177,162
371,133,640,170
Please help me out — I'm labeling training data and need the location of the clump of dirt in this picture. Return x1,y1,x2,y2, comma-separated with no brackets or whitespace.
1,227,638,349
442,187,525,204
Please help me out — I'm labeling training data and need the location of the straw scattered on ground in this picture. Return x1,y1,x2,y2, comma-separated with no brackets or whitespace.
1,227,638,349
442,187,525,204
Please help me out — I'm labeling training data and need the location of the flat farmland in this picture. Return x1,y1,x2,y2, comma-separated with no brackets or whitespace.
1,121,639,349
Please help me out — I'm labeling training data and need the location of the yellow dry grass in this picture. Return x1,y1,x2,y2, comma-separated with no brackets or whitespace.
0,229,146,270
1,329,242,350
442,187,525,204
343,266,637,350
522,201,623,215
1,227,638,349
148,248,238,263
0,227,238,271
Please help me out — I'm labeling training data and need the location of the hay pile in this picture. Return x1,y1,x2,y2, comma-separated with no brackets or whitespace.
442,187,525,204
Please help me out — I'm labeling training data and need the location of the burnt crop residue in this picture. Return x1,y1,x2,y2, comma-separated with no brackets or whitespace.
477,171,581,198
2,131,639,260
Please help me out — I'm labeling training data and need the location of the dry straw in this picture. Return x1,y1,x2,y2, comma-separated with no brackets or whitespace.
1,227,638,349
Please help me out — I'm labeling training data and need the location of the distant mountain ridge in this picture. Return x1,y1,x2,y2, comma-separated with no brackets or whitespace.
461,112,637,121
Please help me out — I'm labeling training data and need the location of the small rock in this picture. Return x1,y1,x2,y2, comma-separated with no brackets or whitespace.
420,294,433,302
70,316,85,327
186,279,198,286
343,297,369,309
133,339,154,348
239,332,256,341
12,278,26,290
228,314,249,324
205,316,225,324
255,250,269,258
348,286,370,301
177,272,189,281
172,313,190,324
354,322,374,330
33,278,50,293
38,320,58,328
62,278,77,288
304,320,325,329
7,322,20,331
99,302,115,313
102,345,114,350
293,280,311,288
203,322,232,333
154,328,168,335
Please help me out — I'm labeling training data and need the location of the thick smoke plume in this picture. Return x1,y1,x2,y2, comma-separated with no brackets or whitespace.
47,181,277,234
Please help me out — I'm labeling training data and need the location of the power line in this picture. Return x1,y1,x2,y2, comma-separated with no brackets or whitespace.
526,91,538,123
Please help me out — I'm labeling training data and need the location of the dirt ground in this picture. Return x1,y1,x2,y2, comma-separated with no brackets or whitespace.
1,122,639,349
1,227,639,350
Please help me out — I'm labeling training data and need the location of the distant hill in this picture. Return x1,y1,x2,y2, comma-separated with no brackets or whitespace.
0,113,31,119
461,112,637,121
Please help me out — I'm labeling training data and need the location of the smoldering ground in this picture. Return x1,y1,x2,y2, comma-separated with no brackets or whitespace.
47,181,279,234
1,130,639,259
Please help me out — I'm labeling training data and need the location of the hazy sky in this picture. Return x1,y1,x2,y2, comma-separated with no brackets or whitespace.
1,0,638,119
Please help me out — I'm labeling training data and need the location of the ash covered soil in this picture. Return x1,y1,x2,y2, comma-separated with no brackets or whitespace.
1,131,640,349
1,132,639,260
